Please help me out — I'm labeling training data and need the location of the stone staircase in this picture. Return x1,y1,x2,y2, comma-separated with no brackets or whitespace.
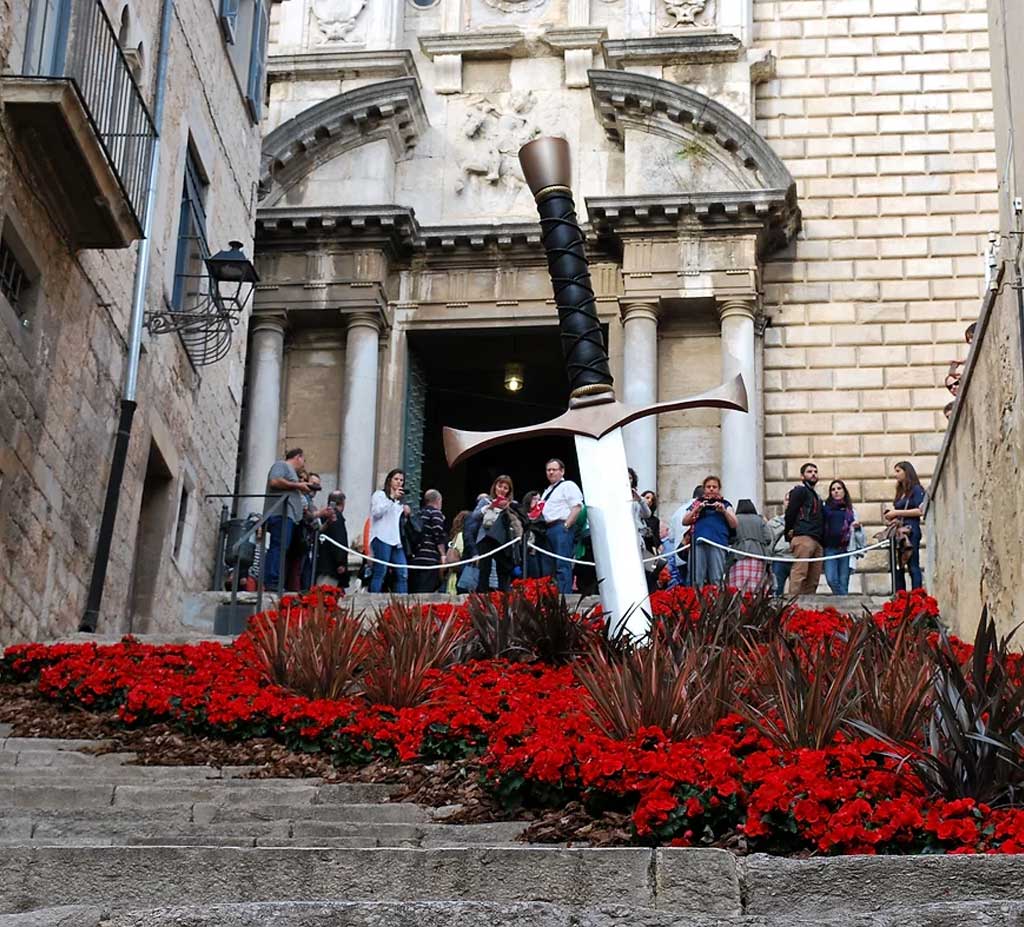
3,726,1024,925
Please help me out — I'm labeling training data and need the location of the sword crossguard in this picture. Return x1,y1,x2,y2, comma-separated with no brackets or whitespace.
443,374,748,468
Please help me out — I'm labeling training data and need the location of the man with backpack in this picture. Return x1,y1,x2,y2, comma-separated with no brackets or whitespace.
784,462,825,595
408,489,447,593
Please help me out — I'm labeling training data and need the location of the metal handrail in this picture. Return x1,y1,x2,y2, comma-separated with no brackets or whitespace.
24,0,157,228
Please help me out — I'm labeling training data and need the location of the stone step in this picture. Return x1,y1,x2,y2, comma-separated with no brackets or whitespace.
4,846,1024,919
0,816,525,849
7,901,1024,927
0,846,730,915
0,739,114,753
0,781,394,811
99,900,1024,927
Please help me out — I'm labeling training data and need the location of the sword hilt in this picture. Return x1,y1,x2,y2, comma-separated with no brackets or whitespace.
519,137,614,400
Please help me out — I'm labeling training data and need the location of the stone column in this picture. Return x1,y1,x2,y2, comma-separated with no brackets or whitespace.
718,298,762,511
621,300,659,493
338,312,382,541
240,312,286,503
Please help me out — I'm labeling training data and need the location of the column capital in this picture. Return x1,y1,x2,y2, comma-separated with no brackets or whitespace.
619,298,660,324
249,310,288,336
716,297,757,323
345,310,383,334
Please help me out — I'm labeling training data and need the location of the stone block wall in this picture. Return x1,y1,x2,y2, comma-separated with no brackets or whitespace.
0,0,262,643
926,0,1024,637
752,0,998,590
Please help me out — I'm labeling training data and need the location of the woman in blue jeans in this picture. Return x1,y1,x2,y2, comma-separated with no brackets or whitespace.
822,479,860,595
885,461,927,590
368,468,410,593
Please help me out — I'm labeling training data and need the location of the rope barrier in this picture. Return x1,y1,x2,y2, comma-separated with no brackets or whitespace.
318,533,522,570
524,540,692,568
695,537,891,563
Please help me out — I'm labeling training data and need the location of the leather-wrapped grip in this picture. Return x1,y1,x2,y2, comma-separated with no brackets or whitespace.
533,188,614,395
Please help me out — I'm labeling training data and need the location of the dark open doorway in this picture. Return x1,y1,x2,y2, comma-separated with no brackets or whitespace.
128,441,175,633
408,325,585,515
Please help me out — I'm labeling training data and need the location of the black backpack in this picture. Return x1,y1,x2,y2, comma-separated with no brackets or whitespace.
401,509,425,557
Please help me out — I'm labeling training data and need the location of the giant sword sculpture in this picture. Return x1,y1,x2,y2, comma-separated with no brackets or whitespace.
444,137,749,639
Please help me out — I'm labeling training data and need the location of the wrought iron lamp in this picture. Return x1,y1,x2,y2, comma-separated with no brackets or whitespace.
206,240,259,315
144,240,258,366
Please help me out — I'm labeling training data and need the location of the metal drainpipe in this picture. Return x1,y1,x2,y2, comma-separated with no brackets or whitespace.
80,0,175,632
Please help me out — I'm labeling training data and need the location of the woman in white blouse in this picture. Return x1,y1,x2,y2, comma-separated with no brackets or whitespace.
369,468,410,593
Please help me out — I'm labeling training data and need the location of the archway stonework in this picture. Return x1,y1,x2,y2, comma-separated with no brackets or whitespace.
259,78,428,206
247,61,798,524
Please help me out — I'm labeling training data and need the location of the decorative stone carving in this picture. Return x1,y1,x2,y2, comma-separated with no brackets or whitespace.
663,0,714,28
480,0,549,12
311,0,366,43
455,92,540,195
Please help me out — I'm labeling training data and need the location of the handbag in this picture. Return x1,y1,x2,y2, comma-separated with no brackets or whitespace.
456,563,479,593
875,522,913,566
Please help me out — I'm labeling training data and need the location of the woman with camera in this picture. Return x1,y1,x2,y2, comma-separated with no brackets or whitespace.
681,475,739,587
884,461,927,590
475,474,522,593
368,468,410,593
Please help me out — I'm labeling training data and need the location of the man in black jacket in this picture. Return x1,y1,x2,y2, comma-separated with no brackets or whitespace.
316,491,350,590
784,462,824,595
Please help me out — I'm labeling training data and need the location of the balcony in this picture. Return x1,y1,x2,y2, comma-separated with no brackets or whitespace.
0,0,156,249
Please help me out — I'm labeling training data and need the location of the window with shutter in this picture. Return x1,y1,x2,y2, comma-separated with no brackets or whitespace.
245,0,268,123
219,0,240,43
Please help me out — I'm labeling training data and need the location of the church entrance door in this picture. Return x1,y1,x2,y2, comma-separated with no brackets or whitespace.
407,325,579,513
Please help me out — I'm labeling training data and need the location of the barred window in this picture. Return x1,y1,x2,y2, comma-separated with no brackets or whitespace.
0,236,31,317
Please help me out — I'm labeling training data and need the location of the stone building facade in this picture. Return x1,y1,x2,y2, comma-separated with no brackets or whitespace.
928,0,1023,638
0,0,269,641
245,0,997,594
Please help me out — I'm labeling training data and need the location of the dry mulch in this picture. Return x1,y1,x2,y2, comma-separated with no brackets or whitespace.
0,682,619,843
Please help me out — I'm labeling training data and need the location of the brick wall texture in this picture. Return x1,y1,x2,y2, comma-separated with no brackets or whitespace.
752,0,997,589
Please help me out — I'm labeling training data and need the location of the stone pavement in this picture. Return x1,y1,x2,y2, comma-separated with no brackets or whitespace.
2,727,1024,925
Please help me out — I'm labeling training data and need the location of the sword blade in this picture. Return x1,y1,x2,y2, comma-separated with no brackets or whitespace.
573,427,651,640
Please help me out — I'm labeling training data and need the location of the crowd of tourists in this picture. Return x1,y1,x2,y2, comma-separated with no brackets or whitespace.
251,448,928,597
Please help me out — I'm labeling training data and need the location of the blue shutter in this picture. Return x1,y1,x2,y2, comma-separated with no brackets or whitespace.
219,0,240,44
245,1,269,122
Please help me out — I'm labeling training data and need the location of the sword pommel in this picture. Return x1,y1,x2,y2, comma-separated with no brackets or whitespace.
519,136,573,203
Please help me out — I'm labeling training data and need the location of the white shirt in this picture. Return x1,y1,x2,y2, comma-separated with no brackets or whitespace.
541,479,583,523
369,490,403,546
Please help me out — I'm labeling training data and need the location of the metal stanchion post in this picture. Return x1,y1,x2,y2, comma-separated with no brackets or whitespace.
212,504,229,593
256,529,266,617
278,521,288,597
310,532,320,591
889,535,899,597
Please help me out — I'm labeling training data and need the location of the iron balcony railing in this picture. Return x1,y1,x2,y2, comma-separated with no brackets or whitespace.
23,0,156,229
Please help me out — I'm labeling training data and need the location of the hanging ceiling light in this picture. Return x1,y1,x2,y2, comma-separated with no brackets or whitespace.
504,362,524,393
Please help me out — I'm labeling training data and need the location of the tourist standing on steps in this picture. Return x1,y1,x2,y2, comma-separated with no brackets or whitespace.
823,479,861,596
369,469,410,594
681,475,738,587
409,489,447,594
768,492,794,596
785,462,825,595
539,458,583,594
315,491,350,590
476,475,521,593
263,448,309,591
885,460,927,590
727,499,772,592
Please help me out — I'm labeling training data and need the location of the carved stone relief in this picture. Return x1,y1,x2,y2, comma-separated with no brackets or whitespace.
454,91,541,199
662,0,715,28
479,0,549,12
310,0,366,43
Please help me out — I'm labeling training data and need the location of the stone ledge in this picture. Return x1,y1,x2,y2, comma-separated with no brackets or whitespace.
602,34,744,68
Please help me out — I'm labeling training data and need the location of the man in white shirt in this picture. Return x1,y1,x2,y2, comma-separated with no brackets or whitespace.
539,458,583,594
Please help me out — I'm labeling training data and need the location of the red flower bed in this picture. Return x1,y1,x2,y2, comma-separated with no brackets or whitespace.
4,588,1024,855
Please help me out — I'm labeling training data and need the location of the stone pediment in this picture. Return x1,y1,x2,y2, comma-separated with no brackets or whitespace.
259,78,428,206
589,69,793,194
587,69,798,252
